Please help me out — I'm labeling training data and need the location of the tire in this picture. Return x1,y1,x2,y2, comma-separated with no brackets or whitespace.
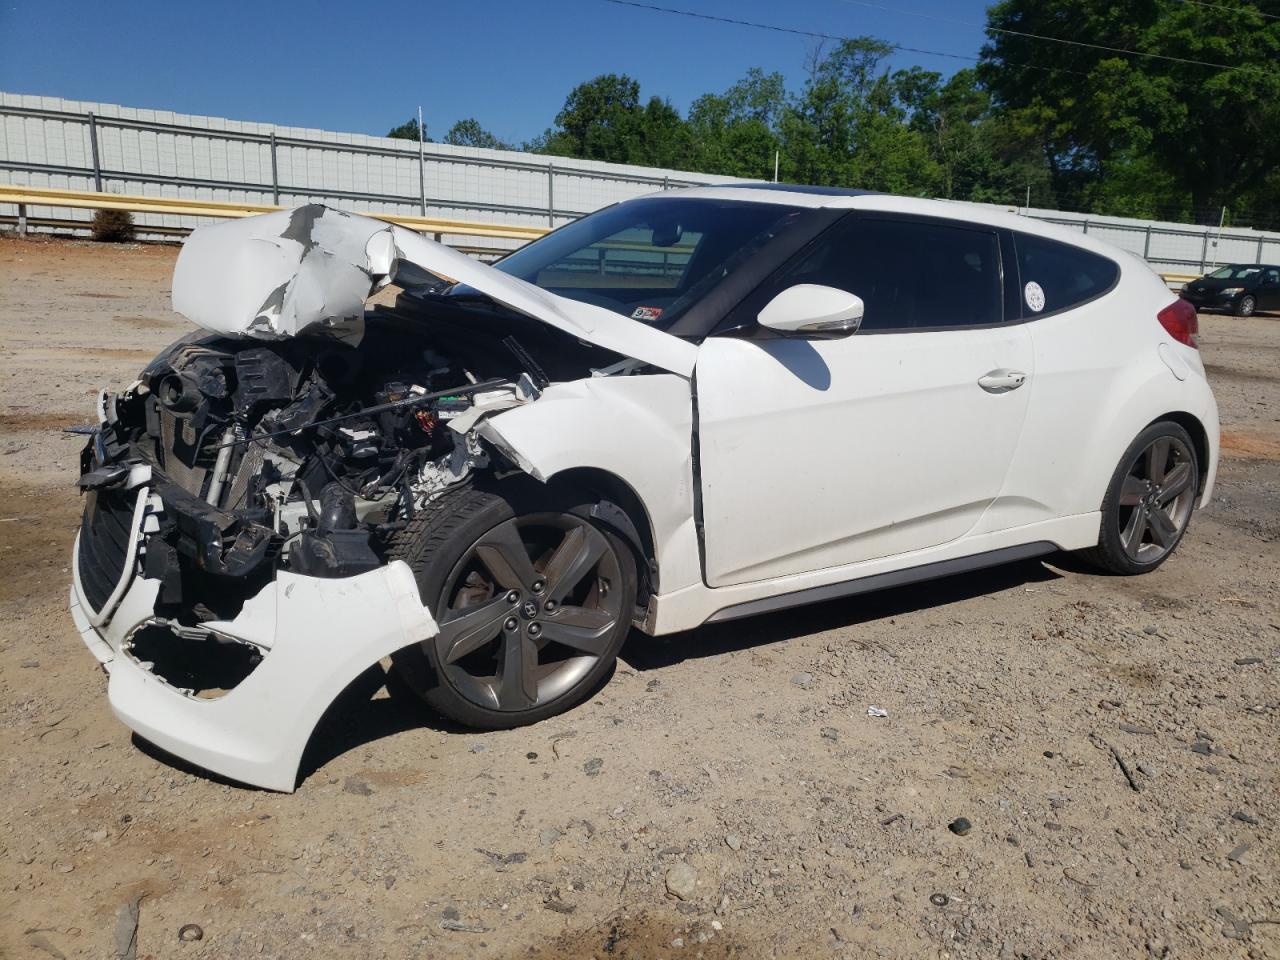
1078,421,1199,575
1235,295,1256,318
388,481,636,730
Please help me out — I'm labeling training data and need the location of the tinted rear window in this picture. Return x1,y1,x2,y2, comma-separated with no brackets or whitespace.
1014,233,1118,315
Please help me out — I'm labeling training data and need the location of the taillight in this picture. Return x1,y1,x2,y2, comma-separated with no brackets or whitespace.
1158,298,1199,348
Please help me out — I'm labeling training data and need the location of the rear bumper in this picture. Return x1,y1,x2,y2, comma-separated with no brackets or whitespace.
70,551,437,792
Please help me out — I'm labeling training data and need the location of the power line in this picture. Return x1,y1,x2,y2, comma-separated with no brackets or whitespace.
835,0,1277,74
598,0,1091,77
1173,0,1279,20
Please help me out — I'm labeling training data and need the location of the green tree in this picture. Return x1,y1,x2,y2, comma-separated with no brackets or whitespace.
897,68,1052,205
785,38,894,185
979,0,1280,221
547,73,644,162
444,118,511,150
637,95,694,169
779,39,940,193
688,69,787,178
533,73,694,169
386,117,428,141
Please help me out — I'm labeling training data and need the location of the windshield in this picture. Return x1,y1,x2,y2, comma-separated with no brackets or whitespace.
488,197,805,331
1207,264,1262,280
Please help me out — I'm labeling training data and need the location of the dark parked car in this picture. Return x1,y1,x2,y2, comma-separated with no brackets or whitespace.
1181,263,1280,317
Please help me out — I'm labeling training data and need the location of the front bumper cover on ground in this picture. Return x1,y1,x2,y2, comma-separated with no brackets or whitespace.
70,552,437,792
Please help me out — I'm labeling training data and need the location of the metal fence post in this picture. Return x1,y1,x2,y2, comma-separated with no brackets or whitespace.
547,164,555,227
87,112,103,192
269,132,280,205
417,106,427,217
1257,237,1265,263
1081,220,1089,234
1199,231,1209,274
1143,225,1152,260
17,203,27,235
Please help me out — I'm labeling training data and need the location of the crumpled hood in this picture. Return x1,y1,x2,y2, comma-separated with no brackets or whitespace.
171,204,696,377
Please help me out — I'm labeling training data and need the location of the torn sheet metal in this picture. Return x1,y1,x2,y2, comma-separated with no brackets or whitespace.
172,204,697,377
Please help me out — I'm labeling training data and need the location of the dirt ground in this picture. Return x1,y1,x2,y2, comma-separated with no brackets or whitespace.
0,234,1276,960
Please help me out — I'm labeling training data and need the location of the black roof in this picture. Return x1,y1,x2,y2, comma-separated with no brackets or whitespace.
714,182,879,197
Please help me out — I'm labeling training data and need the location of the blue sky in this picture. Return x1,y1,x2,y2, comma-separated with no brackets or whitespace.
0,0,992,143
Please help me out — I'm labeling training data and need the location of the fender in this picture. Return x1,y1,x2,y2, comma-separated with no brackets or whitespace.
478,375,705,596
1055,355,1218,518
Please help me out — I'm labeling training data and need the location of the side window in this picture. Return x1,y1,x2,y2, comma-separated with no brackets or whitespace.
1264,268,1279,285
753,216,1003,331
1014,233,1118,316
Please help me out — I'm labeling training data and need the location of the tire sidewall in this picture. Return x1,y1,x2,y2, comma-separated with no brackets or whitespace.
1237,295,1255,317
1096,421,1198,575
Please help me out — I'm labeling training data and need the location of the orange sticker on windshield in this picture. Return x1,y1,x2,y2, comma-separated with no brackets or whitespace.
631,306,664,322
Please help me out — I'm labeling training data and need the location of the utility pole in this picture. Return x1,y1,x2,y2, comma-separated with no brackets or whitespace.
417,105,427,216
1210,205,1226,270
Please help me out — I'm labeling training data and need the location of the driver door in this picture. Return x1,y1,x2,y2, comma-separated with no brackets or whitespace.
695,213,1034,588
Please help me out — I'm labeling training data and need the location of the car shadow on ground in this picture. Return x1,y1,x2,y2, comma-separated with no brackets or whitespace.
135,555,1069,791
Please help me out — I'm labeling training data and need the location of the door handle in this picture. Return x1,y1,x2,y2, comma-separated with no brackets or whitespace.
977,369,1027,394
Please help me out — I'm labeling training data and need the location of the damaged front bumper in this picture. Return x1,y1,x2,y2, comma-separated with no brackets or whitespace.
70,524,437,792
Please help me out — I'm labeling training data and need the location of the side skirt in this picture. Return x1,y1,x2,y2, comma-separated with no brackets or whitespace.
703,541,1057,624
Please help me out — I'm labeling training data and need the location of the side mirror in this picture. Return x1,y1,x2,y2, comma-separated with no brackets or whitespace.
757,284,864,337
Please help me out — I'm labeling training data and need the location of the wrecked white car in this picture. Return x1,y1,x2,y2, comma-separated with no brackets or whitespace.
71,187,1218,791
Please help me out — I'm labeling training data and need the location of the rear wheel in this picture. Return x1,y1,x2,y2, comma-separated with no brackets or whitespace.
1079,421,1199,575
388,483,636,729
1235,294,1256,317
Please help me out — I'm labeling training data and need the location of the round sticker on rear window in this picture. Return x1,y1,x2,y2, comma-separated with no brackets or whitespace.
1024,281,1046,313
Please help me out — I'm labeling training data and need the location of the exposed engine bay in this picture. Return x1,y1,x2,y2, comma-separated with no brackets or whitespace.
80,295,623,625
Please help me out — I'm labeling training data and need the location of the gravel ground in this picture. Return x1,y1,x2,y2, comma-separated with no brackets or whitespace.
0,234,1276,960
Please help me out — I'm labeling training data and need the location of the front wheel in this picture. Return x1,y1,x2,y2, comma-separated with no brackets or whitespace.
1079,421,1199,575
1235,294,1256,317
388,483,636,730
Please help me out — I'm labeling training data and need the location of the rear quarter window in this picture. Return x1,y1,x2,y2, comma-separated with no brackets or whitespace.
1014,233,1118,317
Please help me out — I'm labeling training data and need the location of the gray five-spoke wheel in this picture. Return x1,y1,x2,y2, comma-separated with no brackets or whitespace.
1116,435,1196,564
434,514,624,712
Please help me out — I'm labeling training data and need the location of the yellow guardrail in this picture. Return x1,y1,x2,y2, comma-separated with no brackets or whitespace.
0,184,551,242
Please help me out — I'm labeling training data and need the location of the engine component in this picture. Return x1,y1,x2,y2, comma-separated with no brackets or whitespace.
233,348,298,417
157,370,205,414
85,311,544,611
288,483,381,579
317,482,357,534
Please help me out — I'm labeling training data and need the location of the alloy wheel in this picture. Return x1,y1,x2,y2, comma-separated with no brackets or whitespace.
1117,435,1196,564
433,514,624,712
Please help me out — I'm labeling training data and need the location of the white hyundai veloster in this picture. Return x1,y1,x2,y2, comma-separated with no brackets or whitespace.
70,185,1218,790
